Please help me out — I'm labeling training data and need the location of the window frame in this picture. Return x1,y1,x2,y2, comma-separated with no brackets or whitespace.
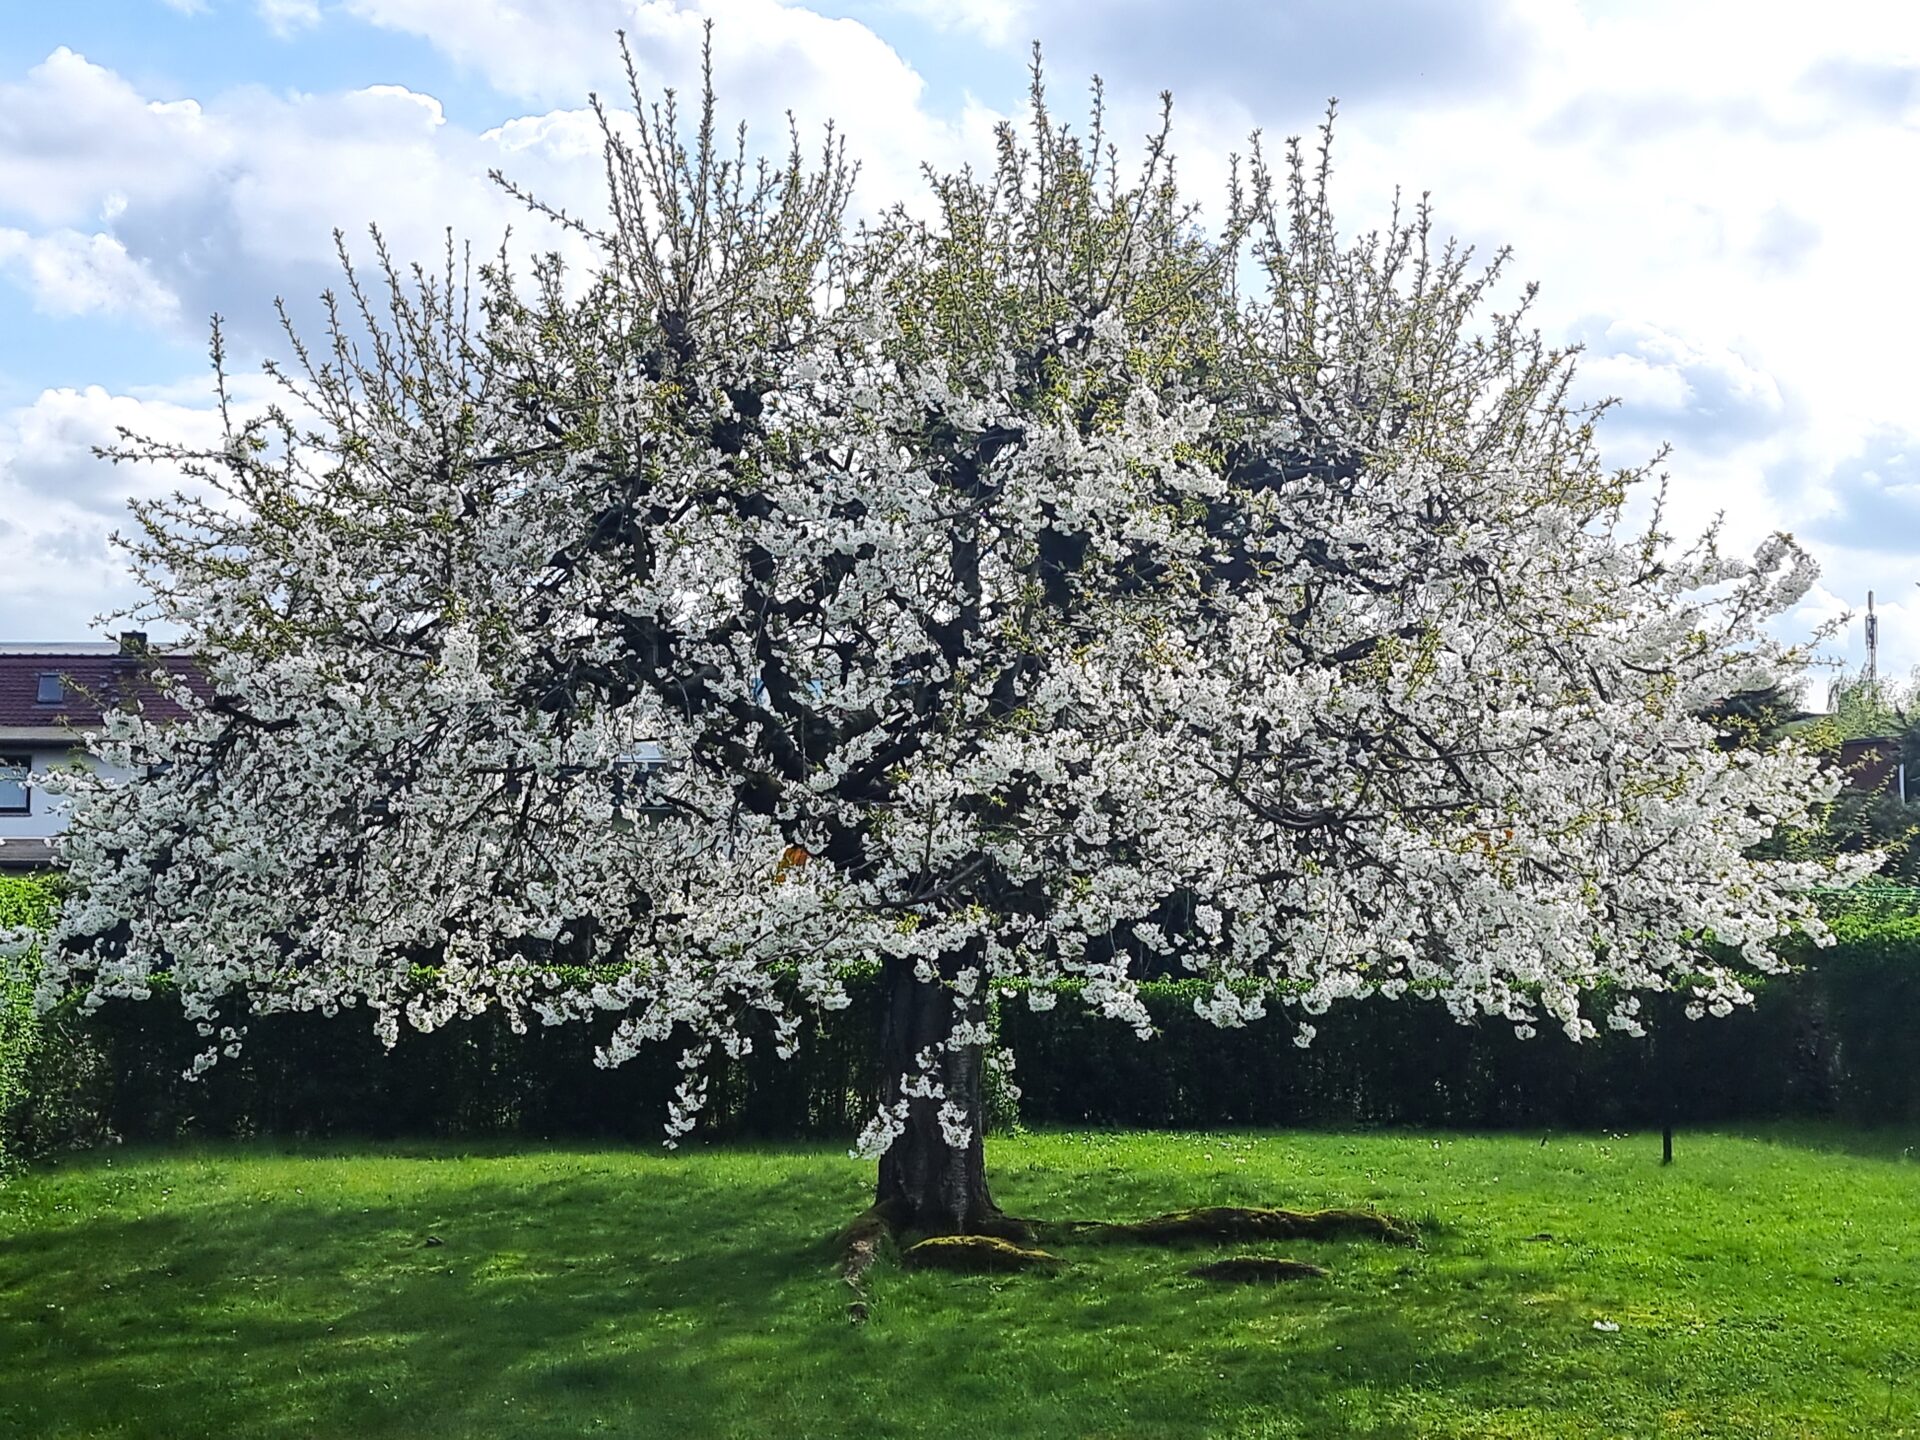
0,752,31,816
608,755,674,817
35,673,62,704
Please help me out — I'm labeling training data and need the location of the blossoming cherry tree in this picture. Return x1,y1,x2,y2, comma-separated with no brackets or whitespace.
36,45,1857,1239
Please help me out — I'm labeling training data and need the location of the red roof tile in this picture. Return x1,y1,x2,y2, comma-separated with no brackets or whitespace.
0,650,210,731
1836,736,1904,797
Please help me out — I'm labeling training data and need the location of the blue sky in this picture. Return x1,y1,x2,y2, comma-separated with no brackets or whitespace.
1,0,1916,686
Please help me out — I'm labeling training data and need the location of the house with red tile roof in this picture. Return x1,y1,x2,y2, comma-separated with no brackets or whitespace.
1835,735,1907,803
0,633,205,870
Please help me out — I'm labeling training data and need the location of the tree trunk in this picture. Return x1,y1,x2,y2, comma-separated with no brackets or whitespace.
873,956,1004,1236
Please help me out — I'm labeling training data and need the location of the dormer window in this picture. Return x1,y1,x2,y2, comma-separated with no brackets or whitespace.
35,673,62,704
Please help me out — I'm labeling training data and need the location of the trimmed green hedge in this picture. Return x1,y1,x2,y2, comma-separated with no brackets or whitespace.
0,874,60,1168
4,892,1918,1159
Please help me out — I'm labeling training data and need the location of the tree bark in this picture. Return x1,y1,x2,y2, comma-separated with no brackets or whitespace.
872,955,1004,1236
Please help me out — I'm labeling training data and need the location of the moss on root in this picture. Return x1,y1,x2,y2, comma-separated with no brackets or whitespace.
1095,1206,1418,1248
901,1235,1064,1273
834,1199,1406,1307
1189,1256,1329,1284
967,1213,1040,1246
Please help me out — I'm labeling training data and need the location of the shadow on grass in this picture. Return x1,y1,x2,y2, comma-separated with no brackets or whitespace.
0,1147,1535,1440
1707,1122,1920,1163
6,1136,1911,1439
2,1150,874,1438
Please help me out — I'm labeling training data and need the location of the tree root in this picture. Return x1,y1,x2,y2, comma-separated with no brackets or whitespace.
965,1212,1039,1246
1042,1205,1419,1248
1189,1256,1329,1284
901,1234,1064,1273
830,1199,1413,1308
834,1200,906,1323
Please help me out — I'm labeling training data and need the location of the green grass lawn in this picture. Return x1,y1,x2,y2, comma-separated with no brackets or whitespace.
2,1128,1917,1439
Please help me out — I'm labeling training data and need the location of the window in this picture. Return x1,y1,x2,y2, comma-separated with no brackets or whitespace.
35,673,62,704
609,752,673,816
0,754,29,815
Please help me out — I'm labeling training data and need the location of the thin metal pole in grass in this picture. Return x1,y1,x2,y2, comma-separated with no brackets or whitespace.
1657,1001,1677,1165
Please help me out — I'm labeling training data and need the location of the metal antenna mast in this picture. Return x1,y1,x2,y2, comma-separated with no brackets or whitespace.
1866,590,1879,686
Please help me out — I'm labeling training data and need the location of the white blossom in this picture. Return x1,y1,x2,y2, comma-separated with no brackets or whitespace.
29,58,1868,1154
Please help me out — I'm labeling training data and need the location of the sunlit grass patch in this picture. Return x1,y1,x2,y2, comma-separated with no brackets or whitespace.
2,1128,1916,1438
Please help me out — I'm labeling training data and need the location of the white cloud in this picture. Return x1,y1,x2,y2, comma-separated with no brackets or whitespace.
1799,427,1920,554
0,18,1012,372
1578,352,1692,414
0,49,222,227
257,0,323,36
1,383,227,509
1747,204,1821,277
341,0,999,218
0,381,250,638
881,0,1025,46
0,55,589,354
338,0,616,104
0,229,180,323
1568,320,1787,456
2,1,1918,662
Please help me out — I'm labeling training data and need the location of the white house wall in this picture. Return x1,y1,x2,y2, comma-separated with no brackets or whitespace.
0,745,133,841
